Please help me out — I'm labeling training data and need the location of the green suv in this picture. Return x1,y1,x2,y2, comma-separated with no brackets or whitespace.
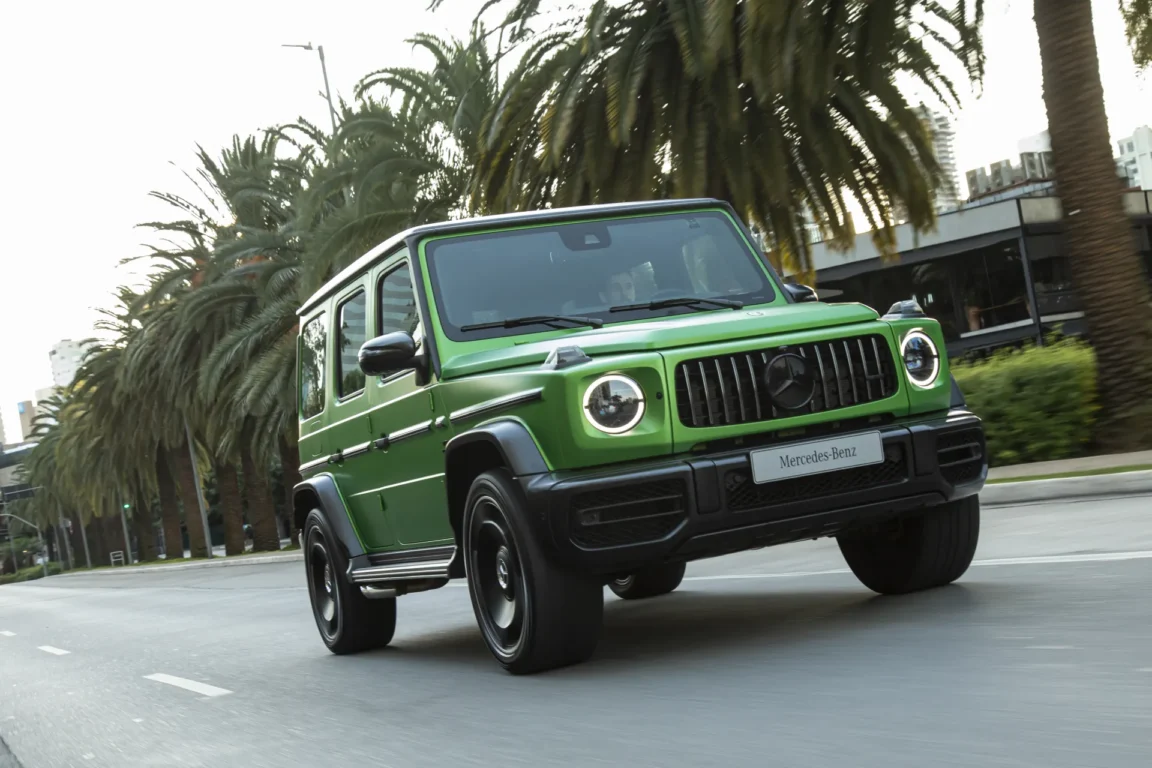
293,199,986,674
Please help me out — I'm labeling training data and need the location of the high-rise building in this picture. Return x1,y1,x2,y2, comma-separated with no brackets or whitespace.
48,338,94,388
0,413,7,447
914,107,961,214
16,401,35,442
1116,126,1152,190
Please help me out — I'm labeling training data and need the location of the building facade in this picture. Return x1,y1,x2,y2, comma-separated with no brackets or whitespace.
16,401,35,443
1116,126,1152,190
795,190,1152,358
914,107,961,214
49,339,93,389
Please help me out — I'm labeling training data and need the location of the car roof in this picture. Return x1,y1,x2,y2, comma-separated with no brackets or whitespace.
296,198,730,316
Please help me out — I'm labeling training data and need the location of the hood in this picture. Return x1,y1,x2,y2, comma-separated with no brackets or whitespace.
440,302,881,378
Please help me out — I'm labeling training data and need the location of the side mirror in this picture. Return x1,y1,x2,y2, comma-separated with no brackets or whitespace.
783,283,819,303
359,331,417,377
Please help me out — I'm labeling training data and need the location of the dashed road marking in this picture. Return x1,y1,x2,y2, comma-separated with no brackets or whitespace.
0,631,14,637
144,673,231,698
37,646,70,656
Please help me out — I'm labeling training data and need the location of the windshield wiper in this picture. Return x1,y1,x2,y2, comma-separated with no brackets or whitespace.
460,314,604,332
609,296,744,313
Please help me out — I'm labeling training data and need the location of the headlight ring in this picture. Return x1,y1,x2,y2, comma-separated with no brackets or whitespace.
582,375,645,434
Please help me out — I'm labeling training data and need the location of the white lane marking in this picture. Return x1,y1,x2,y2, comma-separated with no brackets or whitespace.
681,550,1152,583
0,631,14,637
972,550,1152,567
144,673,232,698
38,646,70,656
1025,645,1075,650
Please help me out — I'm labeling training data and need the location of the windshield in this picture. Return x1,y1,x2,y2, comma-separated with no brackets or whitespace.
424,210,777,340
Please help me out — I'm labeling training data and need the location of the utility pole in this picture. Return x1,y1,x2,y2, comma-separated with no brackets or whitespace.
78,515,91,569
282,42,339,137
57,513,73,570
184,419,213,557
119,500,133,564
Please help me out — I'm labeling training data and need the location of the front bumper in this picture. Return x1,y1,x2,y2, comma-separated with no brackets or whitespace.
518,409,987,576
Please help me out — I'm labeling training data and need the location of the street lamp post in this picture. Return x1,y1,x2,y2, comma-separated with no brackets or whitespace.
282,42,339,137
1,512,48,579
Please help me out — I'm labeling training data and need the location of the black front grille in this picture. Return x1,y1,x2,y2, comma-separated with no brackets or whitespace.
937,428,985,485
725,444,908,511
570,480,688,549
675,335,898,428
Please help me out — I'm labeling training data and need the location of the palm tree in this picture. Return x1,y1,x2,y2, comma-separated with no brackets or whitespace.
461,0,984,277
1032,0,1152,448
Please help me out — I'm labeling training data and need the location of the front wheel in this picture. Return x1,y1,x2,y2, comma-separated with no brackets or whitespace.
304,509,397,654
609,562,686,600
463,469,604,674
837,495,980,595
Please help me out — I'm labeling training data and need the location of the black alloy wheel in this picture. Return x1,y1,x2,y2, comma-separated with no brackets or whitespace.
463,470,603,674
304,509,396,654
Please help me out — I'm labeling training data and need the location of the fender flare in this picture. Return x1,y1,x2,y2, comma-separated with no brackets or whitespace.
443,419,549,478
292,474,365,563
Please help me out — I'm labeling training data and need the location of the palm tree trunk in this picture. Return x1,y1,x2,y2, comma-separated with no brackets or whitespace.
71,514,91,569
216,461,246,556
156,452,184,559
171,444,210,558
1034,0,1152,448
133,504,158,562
88,518,108,567
242,448,281,552
278,433,302,547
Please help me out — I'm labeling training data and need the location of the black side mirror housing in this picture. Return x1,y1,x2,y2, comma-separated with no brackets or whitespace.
783,282,819,303
359,331,420,377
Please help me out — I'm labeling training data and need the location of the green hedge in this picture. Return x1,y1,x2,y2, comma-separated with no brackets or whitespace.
0,562,64,586
952,337,1098,467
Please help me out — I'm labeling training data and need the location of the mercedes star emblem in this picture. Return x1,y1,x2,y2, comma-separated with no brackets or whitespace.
764,353,816,410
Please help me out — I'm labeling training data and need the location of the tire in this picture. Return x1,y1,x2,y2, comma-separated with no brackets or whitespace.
837,495,980,595
463,469,604,674
609,562,686,600
304,509,397,654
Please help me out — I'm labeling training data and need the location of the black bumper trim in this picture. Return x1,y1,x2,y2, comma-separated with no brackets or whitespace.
517,409,986,575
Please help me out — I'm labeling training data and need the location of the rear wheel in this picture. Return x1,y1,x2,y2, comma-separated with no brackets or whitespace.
304,509,396,654
463,469,603,674
609,562,686,600
837,495,980,595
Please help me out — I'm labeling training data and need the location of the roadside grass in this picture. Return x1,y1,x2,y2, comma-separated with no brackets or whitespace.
987,464,1152,484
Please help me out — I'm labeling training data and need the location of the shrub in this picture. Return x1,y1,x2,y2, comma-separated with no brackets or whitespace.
952,336,1098,467
0,561,65,586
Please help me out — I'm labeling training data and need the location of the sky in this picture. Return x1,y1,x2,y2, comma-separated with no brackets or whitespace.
0,0,1149,443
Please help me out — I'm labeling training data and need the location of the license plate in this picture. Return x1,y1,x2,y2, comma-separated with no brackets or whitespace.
749,431,884,484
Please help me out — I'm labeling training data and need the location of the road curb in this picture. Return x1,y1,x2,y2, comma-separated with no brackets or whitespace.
981,470,1152,507
50,551,303,577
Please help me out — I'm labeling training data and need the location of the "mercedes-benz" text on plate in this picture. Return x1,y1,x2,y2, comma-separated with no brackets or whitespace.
749,431,884,484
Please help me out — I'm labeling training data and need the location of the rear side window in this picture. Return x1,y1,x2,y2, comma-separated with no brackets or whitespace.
378,264,420,336
337,290,367,397
299,313,327,419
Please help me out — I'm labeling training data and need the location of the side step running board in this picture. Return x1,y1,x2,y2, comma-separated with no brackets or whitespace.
349,550,456,585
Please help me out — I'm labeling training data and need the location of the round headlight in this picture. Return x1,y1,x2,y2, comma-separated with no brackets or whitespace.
900,330,940,388
582,375,645,434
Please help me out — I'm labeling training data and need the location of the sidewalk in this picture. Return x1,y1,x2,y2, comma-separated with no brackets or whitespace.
987,450,1152,481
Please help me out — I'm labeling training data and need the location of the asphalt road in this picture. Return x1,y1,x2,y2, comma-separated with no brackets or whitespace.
1,494,1150,768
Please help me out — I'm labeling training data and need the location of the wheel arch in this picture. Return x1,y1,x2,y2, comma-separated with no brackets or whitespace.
443,420,549,577
292,474,365,562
